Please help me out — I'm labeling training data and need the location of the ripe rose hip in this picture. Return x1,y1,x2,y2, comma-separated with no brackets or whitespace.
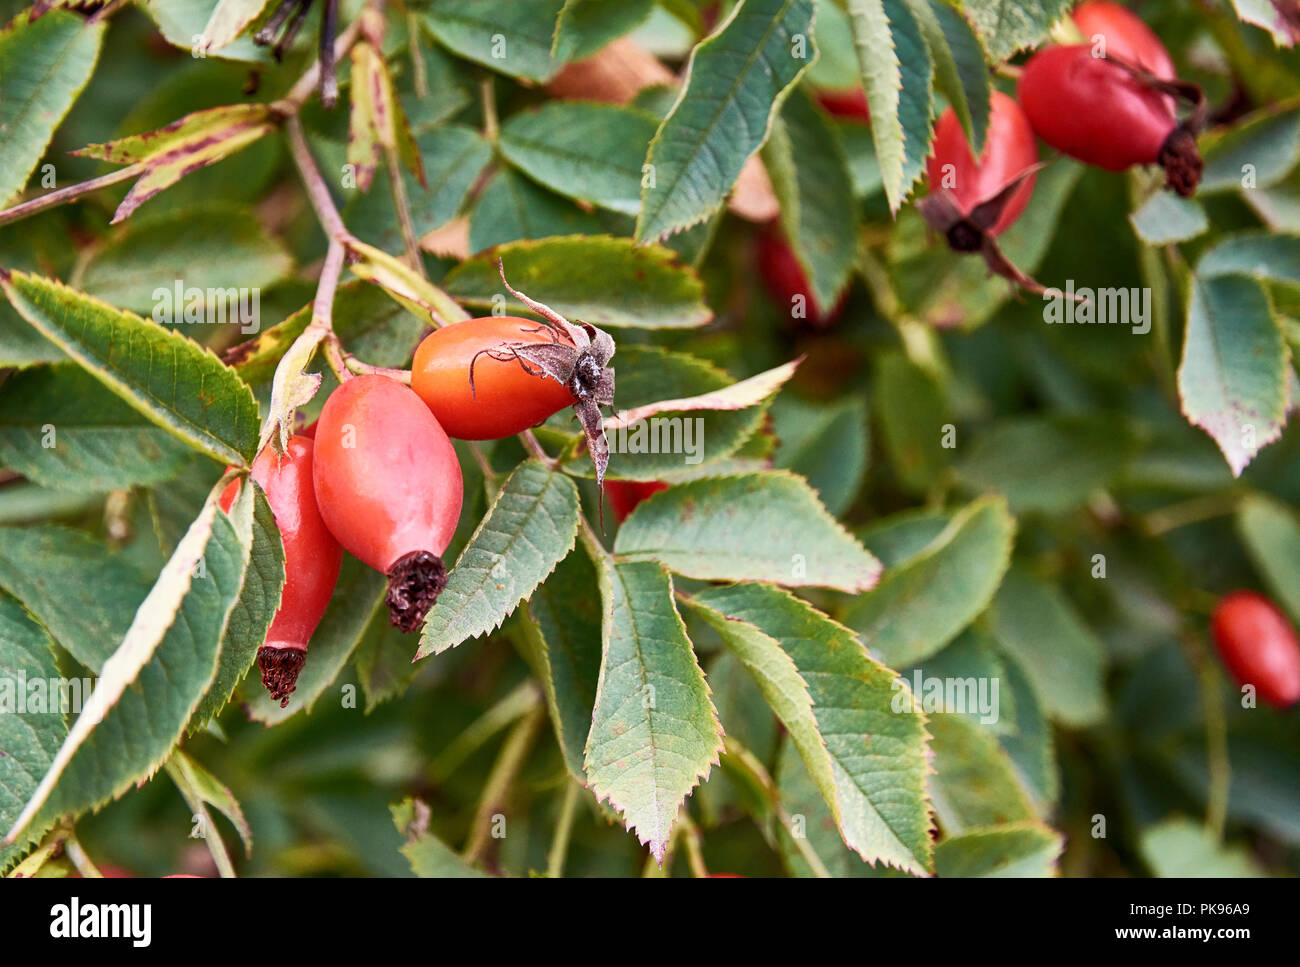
1017,44,1202,196
312,375,464,633
924,90,1038,246
1210,591,1300,709
411,316,578,440
756,230,845,328
220,435,342,706
605,479,668,523
1071,1,1175,80
815,86,871,123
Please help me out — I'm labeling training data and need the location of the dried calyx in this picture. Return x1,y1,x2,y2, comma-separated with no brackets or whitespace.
484,261,617,488
1108,54,1208,197
255,0,340,108
386,550,447,634
258,647,306,708
917,165,1068,297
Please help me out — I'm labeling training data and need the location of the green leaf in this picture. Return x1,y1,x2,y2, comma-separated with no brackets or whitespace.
1236,494,1300,623
5,480,250,845
553,0,656,59
189,482,284,731
164,749,253,857
989,570,1107,727
75,205,293,315
0,525,153,671
351,609,422,712
392,799,488,877
872,350,949,494
963,0,1073,61
468,169,607,252
198,0,270,52
0,10,105,206
1139,818,1263,878
442,236,711,329
0,272,259,467
344,125,493,253
955,415,1132,514
244,556,387,725
762,89,859,309
0,592,68,870
418,461,581,658
845,0,933,213
927,713,1036,833
771,394,869,517
1130,192,1209,245
901,628,1017,734
858,507,952,569
519,546,604,778
843,497,1015,669
145,0,270,61
925,0,991,153
997,653,1058,810
933,823,1063,877
0,363,193,491
347,238,472,327
423,1,568,82
1178,273,1288,476
1198,231,1300,285
693,582,934,874
636,0,816,241
1199,103,1300,194
501,102,659,215
584,560,722,862
614,471,882,591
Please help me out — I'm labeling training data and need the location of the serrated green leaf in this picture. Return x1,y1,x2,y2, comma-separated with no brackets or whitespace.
443,236,711,329
927,0,990,153
391,799,488,876
928,713,1035,833
963,0,1073,61
501,102,659,215
75,205,293,315
188,482,284,730
468,169,607,252
763,89,858,309
0,593,68,871
0,364,193,491
989,570,1107,727
553,0,656,59
0,10,105,206
584,560,722,863
844,497,1015,669
997,651,1058,810
636,0,816,241
423,0,568,82
5,479,250,845
695,582,934,874
1199,103,1300,194
145,0,270,61
1130,191,1209,245
933,822,1062,877
519,546,604,778
1178,273,1288,476
0,272,259,467
872,350,949,494
1198,231,1300,285
615,471,882,591
858,507,952,568
419,461,580,657
198,0,270,52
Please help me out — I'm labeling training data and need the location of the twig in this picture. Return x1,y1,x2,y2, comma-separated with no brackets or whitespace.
481,77,499,141
0,164,142,229
278,11,363,113
285,115,350,241
546,781,582,877
677,811,709,877
385,146,428,278
64,836,102,878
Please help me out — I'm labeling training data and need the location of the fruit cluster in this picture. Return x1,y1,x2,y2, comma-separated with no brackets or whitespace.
228,282,615,706
767,1,1208,315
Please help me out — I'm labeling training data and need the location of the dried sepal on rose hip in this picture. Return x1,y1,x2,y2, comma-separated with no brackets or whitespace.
917,91,1060,297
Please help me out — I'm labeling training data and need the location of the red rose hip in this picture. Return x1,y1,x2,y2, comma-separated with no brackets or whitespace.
220,435,342,706
312,374,464,632
1071,1,1175,80
1210,591,1300,709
